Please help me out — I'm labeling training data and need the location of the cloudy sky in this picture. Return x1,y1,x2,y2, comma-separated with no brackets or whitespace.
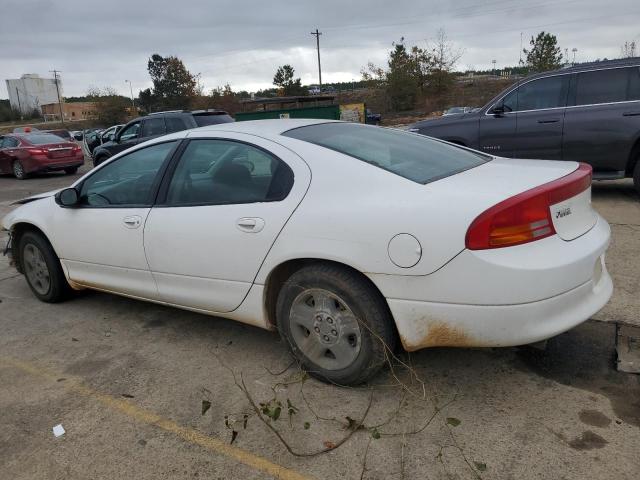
2,0,639,98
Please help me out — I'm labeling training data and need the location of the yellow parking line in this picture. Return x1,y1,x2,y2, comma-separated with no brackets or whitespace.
0,356,313,480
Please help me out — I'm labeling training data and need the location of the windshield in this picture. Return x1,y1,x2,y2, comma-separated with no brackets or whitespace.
282,122,489,184
22,133,67,144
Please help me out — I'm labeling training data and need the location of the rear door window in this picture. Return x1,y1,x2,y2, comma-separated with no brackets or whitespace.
142,117,167,137
517,75,569,111
628,67,640,101
165,116,188,133
575,67,629,105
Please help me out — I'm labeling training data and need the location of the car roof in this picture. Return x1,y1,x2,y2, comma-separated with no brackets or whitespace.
189,118,338,137
520,57,640,83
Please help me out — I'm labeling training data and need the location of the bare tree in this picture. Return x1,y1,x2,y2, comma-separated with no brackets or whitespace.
620,41,637,58
428,29,464,93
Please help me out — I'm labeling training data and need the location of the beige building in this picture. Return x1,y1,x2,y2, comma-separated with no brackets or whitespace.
41,102,96,121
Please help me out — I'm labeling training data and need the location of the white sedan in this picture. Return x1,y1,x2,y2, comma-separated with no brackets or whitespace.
1,119,612,385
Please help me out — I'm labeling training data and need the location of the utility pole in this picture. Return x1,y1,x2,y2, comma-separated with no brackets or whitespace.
572,48,578,65
50,70,64,124
310,28,322,88
519,32,523,66
15,87,23,120
125,79,135,112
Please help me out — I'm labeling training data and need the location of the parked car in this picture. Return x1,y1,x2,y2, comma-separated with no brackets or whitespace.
71,130,84,141
308,85,321,95
366,108,382,125
83,128,105,155
408,58,640,193
2,120,612,385
0,132,84,179
83,124,124,158
92,110,234,166
442,106,474,115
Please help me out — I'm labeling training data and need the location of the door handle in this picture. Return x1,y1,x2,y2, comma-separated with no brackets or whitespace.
537,119,559,124
622,111,640,117
236,217,265,233
123,215,142,229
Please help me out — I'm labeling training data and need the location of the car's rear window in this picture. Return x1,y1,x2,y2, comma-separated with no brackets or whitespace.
194,113,234,127
22,133,66,144
282,122,489,184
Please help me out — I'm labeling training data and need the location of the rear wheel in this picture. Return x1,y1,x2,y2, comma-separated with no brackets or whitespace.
633,153,640,196
19,231,70,303
12,160,27,179
64,166,79,175
276,263,396,385
93,154,108,167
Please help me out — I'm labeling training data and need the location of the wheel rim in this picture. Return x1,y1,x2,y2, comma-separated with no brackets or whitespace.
13,161,24,178
289,288,362,371
23,243,51,295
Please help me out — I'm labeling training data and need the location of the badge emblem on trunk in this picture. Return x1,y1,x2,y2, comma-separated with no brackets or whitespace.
556,207,572,218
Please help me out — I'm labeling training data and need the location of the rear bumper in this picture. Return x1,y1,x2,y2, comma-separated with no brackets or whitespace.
24,158,84,173
389,255,612,350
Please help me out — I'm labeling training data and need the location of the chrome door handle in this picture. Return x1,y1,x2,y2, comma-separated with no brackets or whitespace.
236,217,265,233
537,119,559,124
622,111,640,117
123,215,142,229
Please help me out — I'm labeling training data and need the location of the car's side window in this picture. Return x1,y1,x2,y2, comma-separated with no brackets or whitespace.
165,139,294,206
501,90,517,112
165,116,188,133
78,141,177,207
119,122,141,141
575,67,629,105
1,137,19,148
142,117,166,137
516,75,569,111
626,67,640,101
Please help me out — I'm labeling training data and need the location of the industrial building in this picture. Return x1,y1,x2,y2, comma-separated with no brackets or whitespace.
41,101,96,121
5,74,62,115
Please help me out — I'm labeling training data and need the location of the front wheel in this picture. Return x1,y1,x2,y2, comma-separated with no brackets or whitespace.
276,263,396,385
13,160,27,179
19,231,70,303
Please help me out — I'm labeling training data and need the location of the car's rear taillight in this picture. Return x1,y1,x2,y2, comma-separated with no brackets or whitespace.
27,148,46,155
466,163,592,250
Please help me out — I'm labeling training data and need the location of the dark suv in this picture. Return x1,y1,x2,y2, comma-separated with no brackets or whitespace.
409,58,640,193
92,109,233,166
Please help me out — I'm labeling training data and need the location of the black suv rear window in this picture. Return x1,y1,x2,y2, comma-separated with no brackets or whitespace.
194,113,234,127
282,123,488,184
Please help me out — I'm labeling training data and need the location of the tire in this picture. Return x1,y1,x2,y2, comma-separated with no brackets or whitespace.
276,263,396,385
633,153,640,196
19,231,70,303
64,166,79,175
12,160,27,179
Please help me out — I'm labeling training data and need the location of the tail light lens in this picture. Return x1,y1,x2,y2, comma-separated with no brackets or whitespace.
466,163,592,250
27,148,46,155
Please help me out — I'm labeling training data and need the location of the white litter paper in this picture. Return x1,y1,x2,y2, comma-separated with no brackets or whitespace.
52,424,65,437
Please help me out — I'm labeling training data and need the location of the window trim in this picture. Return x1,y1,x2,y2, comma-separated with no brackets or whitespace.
73,139,182,209
155,137,295,208
484,63,640,116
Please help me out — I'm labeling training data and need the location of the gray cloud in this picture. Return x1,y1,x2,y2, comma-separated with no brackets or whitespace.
2,0,639,97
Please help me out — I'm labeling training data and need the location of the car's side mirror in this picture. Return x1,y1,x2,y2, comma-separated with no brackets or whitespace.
55,188,80,207
490,104,505,116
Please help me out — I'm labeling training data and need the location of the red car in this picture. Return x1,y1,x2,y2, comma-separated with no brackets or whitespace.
0,132,84,179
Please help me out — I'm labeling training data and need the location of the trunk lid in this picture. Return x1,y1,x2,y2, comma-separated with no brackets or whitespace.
549,186,597,241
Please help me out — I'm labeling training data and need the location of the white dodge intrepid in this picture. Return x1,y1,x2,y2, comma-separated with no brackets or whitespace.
1,119,612,384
